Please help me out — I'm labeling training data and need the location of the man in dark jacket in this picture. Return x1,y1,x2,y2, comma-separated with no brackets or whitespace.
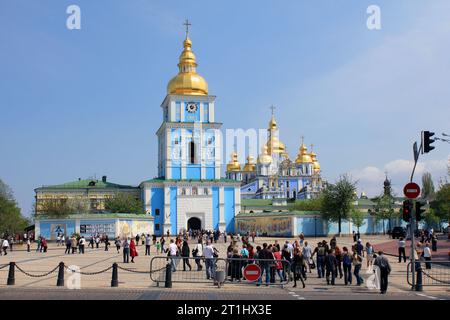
257,243,272,286
374,250,391,294
181,240,192,271
325,249,338,285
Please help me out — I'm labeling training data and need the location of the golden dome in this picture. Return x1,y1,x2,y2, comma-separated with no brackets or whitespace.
310,150,321,173
295,142,313,164
167,36,208,96
266,113,287,155
243,155,256,172
257,145,272,165
226,152,241,172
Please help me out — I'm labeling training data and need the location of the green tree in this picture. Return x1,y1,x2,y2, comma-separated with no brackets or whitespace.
421,172,435,200
0,179,30,236
104,192,144,214
350,206,366,233
321,174,357,235
430,183,450,226
375,194,395,235
291,198,323,211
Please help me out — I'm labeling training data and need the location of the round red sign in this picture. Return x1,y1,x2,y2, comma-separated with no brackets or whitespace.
403,182,421,199
243,264,261,282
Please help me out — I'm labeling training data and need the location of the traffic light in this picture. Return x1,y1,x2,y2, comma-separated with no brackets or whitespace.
402,200,412,222
415,201,426,222
422,131,435,153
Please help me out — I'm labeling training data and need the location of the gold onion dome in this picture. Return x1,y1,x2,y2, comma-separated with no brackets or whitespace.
310,149,321,172
226,152,241,172
257,145,272,165
243,155,256,172
295,142,313,164
266,114,287,154
167,36,208,96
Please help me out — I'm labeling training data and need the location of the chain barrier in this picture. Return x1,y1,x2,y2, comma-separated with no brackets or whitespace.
116,265,151,274
64,264,113,275
422,270,450,285
15,264,60,278
0,264,8,270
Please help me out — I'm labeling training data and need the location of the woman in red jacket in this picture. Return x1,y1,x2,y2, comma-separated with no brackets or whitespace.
130,239,138,263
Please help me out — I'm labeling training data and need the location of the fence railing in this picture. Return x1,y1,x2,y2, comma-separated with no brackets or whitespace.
149,256,293,287
407,261,450,286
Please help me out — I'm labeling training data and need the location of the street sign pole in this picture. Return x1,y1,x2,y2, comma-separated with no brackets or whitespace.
410,203,416,290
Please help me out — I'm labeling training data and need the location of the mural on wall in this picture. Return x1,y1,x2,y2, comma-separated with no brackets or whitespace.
50,223,67,240
132,221,153,236
118,220,132,238
79,220,116,238
236,217,292,237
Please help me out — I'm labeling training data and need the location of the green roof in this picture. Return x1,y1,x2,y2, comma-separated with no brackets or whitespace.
36,179,138,190
237,210,321,218
141,178,239,184
241,199,273,206
35,213,152,220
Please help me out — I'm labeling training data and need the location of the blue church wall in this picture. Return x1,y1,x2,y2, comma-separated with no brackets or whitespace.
170,187,177,234
224,187,235,233
296,217,325,237
212,187,219,230
186,165,201,179
171,166,181,180
184,102,200,122
206,166,215,179
38,221,76,239
151,188,164,236
241,181,258,194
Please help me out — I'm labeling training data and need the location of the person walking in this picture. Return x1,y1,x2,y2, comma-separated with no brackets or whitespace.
398,237,406,263
334,245,343,279
365,242,374,269
41,237,48,253
2,238,9,255
35,237,41,253
104,235,110,251
135,234,140,246
115,238,121,253
273,247,286,282
423,242,432,269
312,242,326,278
291,248,306,288
302,241,313,273
95,236,100,249
26,238,31,252
193,239,203,271
65,237,71,254
230,248,242,282
257,243,272,286
325,249,338,285
130,238,138,263
78,236,86,254
352,250,364,286
122,238,130,263
71,235,77,254
431,235,437,252
373,250,391,294
160,236,166,253
181,240,192,271
145,234,151,256
342,247,352,285
168,239,179,272
203,241,217,280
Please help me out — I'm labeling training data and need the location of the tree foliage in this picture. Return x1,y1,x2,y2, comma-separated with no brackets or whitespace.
0,179,30,236
104,193,144,214
430,183,450,223
350,206,366,232
36,197,89,218
291,198,323,211
421,172,435,200
375,194,396,234
320,174,357,234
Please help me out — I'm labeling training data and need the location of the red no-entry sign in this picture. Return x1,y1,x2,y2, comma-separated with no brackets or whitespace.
243,264,261,282
403,182,421,199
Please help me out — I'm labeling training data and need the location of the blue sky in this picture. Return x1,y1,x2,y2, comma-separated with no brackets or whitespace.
0,0,449,216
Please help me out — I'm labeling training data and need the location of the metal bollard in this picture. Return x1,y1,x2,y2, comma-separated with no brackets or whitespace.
7,262,15,286
111,263,118,287
56,262,65,287
415,262,423,291
165,263,172,288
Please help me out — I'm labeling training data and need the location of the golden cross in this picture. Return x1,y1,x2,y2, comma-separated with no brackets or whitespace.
183,19,191,37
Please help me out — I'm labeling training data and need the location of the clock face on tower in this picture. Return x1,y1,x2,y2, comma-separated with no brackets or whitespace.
186,102,198,113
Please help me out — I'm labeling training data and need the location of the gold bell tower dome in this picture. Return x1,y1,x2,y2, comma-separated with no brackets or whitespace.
167,21,208,96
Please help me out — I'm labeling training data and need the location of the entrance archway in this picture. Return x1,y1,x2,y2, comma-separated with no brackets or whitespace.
187,217,202,231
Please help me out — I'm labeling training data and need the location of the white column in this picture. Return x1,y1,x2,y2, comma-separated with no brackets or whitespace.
180,101,185,122
165,129,172,179
181,129,186,179
163,186,172,234
75,219,80,234
144,185,152,215
115,219,120,238
234,186,241,215
209,101,215,122
170,100,176,121
199,102,204,122
219,186,226,231
215,130,221,179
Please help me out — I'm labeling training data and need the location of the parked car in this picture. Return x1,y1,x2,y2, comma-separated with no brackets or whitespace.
392,226,407,239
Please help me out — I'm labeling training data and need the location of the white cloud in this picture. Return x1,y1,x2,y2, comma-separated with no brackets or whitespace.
349,155,449,197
